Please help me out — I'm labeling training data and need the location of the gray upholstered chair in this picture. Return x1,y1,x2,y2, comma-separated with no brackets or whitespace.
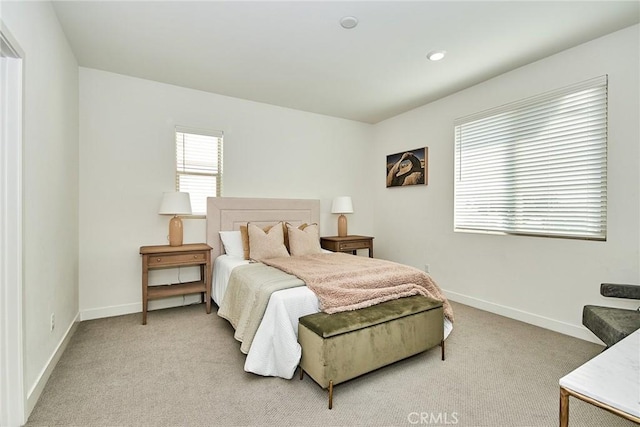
583,283,640,347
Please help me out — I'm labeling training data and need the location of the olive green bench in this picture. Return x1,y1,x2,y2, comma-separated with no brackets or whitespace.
298,295,445,409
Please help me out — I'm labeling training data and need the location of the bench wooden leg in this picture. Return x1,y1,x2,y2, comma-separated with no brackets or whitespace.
328,380,333,410
299,366,304,380
441,339,445,361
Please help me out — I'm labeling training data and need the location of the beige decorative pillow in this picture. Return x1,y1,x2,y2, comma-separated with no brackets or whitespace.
248,222,289,261
287,223,322,256
240,224,275,260
284,222,307,252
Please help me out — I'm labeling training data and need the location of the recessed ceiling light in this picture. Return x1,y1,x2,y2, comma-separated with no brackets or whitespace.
339,16,358,29
427,50,447,61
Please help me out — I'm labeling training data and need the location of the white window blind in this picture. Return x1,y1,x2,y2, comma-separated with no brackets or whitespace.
454,75,607,240
175,126,223,215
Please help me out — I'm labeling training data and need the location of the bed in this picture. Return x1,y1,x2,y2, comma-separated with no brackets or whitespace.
206,197,453,379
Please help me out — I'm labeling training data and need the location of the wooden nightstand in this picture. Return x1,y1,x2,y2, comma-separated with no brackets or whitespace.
139,243,212,325
320,236,374,258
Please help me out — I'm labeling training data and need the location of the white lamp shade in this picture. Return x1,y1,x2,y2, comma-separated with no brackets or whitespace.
159,192,192,215
331,196,353,214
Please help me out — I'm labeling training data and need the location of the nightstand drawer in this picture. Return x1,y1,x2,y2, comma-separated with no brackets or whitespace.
339,241,368,251
147,252,206,267
321,236,374,258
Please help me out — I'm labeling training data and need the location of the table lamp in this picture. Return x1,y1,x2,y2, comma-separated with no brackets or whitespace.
159,192,192,246
331,196,353,237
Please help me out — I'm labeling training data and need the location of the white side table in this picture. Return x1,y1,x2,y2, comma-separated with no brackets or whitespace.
559,329,640,426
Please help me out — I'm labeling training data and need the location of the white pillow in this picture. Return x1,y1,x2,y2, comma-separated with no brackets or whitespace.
219,231,244,258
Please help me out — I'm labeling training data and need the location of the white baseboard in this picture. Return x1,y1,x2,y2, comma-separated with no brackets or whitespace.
80,302,140,321
26,313,79,417
80,294,204,321
82,291,601,345
443,289,603,345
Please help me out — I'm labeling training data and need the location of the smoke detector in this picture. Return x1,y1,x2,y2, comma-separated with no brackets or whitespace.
339,16,358,29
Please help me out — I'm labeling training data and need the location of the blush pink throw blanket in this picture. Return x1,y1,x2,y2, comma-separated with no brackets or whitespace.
261,252,453,322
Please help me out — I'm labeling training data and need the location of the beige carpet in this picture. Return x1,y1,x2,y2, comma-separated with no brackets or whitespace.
25,301,635,427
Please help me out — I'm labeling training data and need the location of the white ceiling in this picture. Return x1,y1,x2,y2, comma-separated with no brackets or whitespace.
52,1,639,124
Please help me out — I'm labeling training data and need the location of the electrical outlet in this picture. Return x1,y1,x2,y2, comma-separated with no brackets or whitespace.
424,264,430,273
50,313,55,331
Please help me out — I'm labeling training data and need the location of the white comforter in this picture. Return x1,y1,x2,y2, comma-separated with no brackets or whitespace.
212,255,453,379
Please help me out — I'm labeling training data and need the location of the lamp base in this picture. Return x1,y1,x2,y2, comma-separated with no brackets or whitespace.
337,214,348,237
168,215,184,246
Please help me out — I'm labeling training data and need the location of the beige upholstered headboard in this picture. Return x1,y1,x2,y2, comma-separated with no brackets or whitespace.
206,197,321,260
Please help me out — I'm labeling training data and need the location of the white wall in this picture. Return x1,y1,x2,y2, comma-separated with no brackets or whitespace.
1,0,80,418
372,25,640,343
78,68,374,320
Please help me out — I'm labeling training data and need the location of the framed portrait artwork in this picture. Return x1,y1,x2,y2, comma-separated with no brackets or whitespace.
386,147,428,187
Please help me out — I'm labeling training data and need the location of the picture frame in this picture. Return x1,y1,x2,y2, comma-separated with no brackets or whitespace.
386,147,428,187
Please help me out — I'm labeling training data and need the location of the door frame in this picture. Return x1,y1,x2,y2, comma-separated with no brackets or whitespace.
0,21,26,427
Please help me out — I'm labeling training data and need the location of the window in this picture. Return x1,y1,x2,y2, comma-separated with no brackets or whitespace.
454,75,607,240
175,126,223,215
